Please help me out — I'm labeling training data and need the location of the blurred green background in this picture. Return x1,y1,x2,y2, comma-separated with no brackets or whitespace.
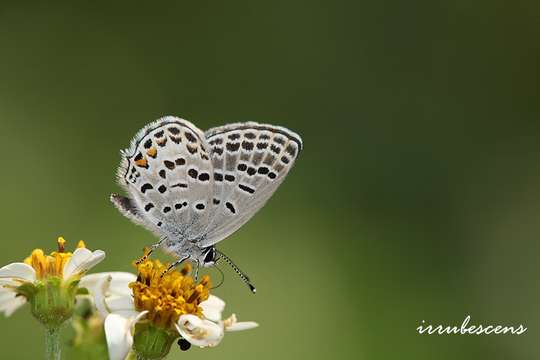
0,1,538,359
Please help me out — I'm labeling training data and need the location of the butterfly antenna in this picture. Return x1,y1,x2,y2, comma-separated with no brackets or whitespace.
210,263,225,290
215,249,256,294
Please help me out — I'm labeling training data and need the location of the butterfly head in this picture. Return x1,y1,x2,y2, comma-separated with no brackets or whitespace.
199,246,217,267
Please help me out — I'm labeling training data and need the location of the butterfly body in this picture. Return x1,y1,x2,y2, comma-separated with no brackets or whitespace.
111,116,302,280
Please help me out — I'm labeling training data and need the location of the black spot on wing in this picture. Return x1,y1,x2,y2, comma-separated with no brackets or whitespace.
241,141,254,151
238,184,255,194
225,202,236,214
175,158,186,166
154,130,164,138
175,201,188,210
140,183,153,193
188,169,198,179
195,203,205,210
226,143,240,152
164,160,175,170
198,173,210,182
168,127,180,135
185,131,197,143
144,203,154,212
270,144,281,154
274,136,286,145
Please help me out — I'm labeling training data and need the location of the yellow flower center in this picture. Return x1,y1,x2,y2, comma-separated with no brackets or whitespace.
23,237,86,279
130,258,211,329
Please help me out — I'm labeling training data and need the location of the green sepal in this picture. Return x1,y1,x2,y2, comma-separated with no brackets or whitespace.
30,276,77,329
76,287,89,296
133,323,178,360
16,282,39,300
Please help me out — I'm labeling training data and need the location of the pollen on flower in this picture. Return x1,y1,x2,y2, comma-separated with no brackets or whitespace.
23,237,81,279
130,258,211,330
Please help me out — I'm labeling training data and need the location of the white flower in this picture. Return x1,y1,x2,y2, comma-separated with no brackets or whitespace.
84,271,258,359
177,295,259,348
0,239,105,317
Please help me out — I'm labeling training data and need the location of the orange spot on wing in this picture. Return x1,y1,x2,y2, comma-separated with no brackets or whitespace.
135,158,148,168
147,147,157,158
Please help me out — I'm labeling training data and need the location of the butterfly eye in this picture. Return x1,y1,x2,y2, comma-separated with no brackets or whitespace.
177,338,191,351
204,248,215,263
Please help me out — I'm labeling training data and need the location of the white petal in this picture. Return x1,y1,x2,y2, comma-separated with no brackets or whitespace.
0,263,36,285
0,290,15,302
222,314,259,331
200,295,225,322
63,248,106,279
106,296,137,315
80,272,136,297
226,321,259,332
176,314,224,347
0,288,26,317
92,274,113,318
84,274,137,320
104,314,134,360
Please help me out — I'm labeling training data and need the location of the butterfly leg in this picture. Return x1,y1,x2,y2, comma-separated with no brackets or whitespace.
136,238,165,265
161,255,189,277
192,260,200,282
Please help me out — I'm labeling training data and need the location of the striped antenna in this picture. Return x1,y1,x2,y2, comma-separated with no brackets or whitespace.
215,249,256,294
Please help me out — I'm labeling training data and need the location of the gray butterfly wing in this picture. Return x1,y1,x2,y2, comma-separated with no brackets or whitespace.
113,116,215,241
199,122,303,247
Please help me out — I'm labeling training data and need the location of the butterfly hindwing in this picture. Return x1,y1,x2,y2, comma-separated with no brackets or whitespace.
200,122,303,246
116,116,215,240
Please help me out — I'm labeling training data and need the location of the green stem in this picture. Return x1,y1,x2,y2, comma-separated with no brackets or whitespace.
45,327,61,360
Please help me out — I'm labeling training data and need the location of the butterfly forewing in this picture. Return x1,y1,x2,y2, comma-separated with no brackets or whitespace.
117,116,215,240
200,122,303,246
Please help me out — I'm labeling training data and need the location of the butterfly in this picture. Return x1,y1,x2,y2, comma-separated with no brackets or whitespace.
111,116,303,292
